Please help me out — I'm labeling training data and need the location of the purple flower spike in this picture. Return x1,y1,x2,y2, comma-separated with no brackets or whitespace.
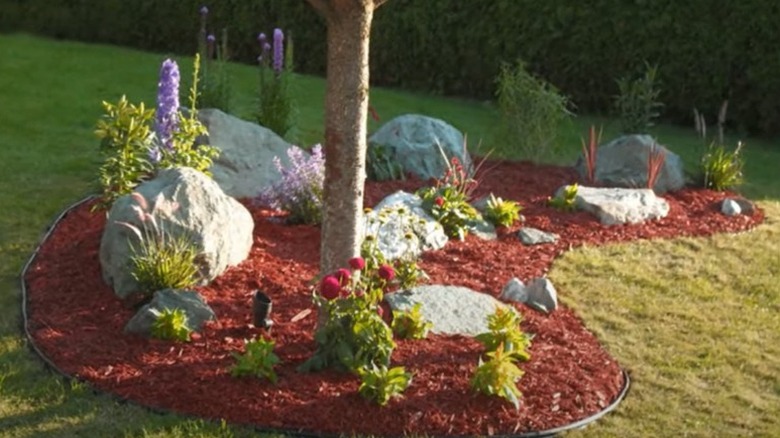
200,5,208,16
263,42,271,55
257,32,267,43
206,34,216,43
273,28,284,73
155,59,180,153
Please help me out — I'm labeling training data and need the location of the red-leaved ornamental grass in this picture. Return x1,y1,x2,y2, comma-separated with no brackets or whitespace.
647,142,666,191
581,125,601,184
23,159,764,437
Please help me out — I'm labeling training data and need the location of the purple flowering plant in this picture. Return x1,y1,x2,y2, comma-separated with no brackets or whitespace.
257,144,324,225
196,7,232,112
256,27,294,138
94,54,218,209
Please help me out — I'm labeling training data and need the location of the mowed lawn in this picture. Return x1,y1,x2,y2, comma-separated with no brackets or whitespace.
0,34,778,437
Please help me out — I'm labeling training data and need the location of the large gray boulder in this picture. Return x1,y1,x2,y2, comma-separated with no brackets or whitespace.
197,108,293,199
384,285,512,336
125,289,216,336
364,191,448,260
100,167,254,299
368,114,471,180
562,185,669,226
576,135,685,194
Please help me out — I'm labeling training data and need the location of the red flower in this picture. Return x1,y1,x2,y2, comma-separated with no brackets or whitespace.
434,197,444,207
354,290,365,298
378,264,395,281
348,257,365,271
376,306,384,318
334,268,351,286
319,275,341,300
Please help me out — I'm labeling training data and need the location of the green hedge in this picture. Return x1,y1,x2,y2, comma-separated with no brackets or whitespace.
1,0,778,136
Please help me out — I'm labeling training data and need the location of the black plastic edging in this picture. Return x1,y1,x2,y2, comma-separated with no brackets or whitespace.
20,196,631,438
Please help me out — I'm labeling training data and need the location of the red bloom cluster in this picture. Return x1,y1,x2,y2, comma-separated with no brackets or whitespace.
378,264,395,281
318,257,370,300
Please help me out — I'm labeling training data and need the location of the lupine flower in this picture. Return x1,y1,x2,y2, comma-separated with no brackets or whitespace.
200,5,208,16
378,264,395,281
263,42,271,56
320,276,341,300
257,32,267,43
348,257,366,271
272,28,284,73
206,34,216,43
155,59,180,152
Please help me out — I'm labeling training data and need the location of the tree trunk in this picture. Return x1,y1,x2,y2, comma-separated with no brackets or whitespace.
314,1,375,274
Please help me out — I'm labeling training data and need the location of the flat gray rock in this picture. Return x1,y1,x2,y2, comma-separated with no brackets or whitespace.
561,185,669,226
500,277,558,313
384,285,511,336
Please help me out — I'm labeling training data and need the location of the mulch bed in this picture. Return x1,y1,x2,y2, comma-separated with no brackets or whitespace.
23,160,763,436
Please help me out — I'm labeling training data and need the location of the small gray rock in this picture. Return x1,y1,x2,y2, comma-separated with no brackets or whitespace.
518,227,559,245
468,218,497,241
500,277,558,313
721,198,742,216
125,289,216,336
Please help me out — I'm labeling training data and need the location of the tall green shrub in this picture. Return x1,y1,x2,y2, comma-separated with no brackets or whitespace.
495,60,572,162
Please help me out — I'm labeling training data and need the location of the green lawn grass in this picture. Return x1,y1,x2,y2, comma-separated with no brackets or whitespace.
1,33,779,437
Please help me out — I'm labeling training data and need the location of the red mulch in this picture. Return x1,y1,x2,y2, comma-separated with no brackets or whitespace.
23,160,763,436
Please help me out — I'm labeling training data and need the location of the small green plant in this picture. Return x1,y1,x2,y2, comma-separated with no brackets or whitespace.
94,96,156,209
366,144,405,181
701,141,745,191
231,337,281,383
470,344,526,410
548,183,578,212
356,364,413,406
475,307,532,362
496,59,573,162
256,29,295,138
614,61,664,134
150,308,192,342
483,194,522,227
116,192,202,295
392,303,432,340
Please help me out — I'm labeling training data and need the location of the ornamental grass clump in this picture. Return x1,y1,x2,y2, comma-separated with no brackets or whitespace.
256,144,324,224
94,55,218,208
701,141,745,191
256,28,295,138
115,192,202,295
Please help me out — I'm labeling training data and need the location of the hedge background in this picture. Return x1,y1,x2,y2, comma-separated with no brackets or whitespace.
1,0,778,136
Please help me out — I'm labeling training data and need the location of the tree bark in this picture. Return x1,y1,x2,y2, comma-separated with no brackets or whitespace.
308,0,378,274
